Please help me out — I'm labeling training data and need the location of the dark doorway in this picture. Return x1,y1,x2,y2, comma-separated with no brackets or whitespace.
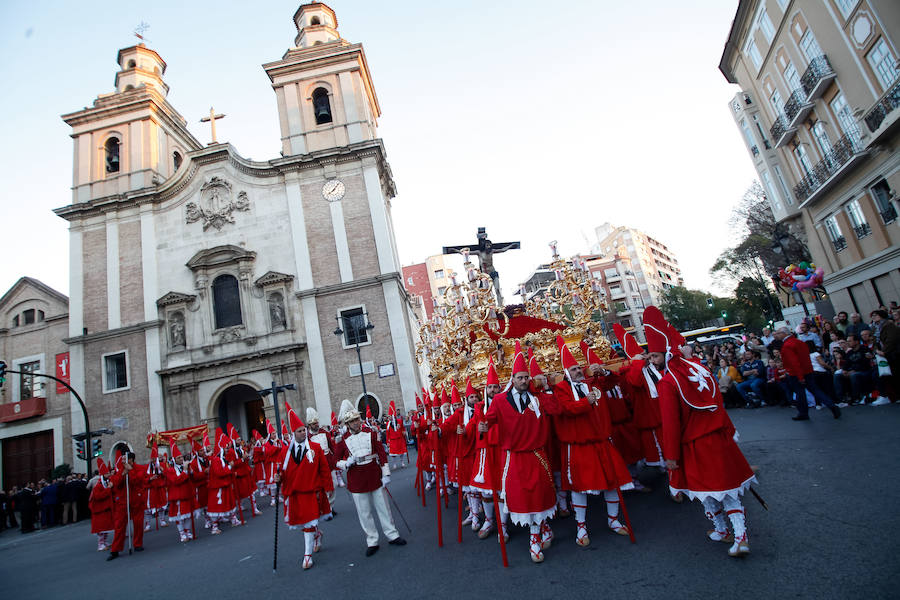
2,430,53,489
217,384,264,439
357,395,380,420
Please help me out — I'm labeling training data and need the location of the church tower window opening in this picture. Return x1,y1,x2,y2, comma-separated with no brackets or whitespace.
104,137,120,173
127,59,136,68
310,16,321,25
212,274,243,329
312,87,333,125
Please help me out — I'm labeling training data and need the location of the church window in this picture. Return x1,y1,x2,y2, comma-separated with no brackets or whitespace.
102,351,129,393
23,309,35,325
173,151,183,171
105,137,120,173
19,360,40,400
310,16,321,25
212,274,243,329
339,306,370,346
124,85,134,91
312,88,333,125
127,59,136,68
12,315,19,327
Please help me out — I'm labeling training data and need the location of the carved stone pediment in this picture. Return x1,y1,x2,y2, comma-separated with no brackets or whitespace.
185,177,250,231
186,245,257,271
254,271,295,288
156,291,197,307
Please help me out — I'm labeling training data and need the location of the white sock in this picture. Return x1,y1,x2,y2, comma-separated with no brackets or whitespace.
468,494,482,515
604,490,620,524
483,499,494,523
722,496,746,539
701,497,727,532
571,491,587,522
303,529,315,556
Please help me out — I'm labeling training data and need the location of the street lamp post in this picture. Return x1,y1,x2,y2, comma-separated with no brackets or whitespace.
771,223,810,317
334,311,376,417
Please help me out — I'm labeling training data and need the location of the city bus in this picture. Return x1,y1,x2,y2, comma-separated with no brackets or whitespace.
680,323,746,346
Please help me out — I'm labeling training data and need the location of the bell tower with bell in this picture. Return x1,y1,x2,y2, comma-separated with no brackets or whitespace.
263,2,381,155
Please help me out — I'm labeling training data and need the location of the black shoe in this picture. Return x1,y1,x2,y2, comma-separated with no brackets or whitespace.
365,545,379,556
792,415,810,421
134,546,144,552
388,537,407,546
831,406,841,419
106,552,119,561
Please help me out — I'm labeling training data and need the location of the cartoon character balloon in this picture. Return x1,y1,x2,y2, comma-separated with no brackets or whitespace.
777,262,824,291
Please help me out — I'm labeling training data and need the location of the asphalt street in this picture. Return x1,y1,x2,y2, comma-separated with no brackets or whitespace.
1,403,898,599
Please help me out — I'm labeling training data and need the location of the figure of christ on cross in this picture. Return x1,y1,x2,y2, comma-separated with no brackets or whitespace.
443,227,520,306
200,107,226,145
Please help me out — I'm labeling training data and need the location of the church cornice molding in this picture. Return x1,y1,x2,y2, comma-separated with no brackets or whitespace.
156,343,306,377
62,319,163,345
295,271,403,299
255,271,295,288
156,291,198,308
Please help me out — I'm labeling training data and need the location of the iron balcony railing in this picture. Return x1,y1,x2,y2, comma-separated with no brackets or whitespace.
831,236,847,252
864,78,900,133
800,55,836,99
793,134,862,204
784,88,813,126
770,114,795,147
880,204,897,224
852,223,872,239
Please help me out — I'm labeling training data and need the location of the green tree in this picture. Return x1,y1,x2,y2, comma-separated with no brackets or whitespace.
659,286,724,330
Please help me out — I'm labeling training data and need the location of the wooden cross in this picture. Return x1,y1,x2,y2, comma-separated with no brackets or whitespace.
200,107,226,145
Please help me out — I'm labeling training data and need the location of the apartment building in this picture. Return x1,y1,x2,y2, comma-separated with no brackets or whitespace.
591,222,684,307
721,0,900,313
402,254,455,320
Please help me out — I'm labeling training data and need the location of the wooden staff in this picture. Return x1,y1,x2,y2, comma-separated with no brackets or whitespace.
456,455,463,543
432,425,444,547
615,488,636,544
486,445,508,567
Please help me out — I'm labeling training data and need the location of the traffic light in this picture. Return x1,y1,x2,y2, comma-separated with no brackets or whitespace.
706,298,714,309
91,438,102,458
721,310,728,319
0,360,6,388
75,439,86,460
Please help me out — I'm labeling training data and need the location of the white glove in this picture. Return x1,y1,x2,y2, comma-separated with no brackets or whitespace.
381,464,391,478
346,454,357,466
381,475,391,486
336,460,348,470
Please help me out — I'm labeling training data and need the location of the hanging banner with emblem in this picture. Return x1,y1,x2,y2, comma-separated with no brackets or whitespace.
55,353,70,394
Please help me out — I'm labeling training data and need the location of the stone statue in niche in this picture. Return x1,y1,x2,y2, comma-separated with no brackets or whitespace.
269,294,286,330
169,312,186,347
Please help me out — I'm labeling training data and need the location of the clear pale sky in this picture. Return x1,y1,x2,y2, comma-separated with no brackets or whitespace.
0,0,757,302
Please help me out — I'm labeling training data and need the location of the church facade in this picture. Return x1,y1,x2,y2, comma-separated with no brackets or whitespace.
54,3,421,464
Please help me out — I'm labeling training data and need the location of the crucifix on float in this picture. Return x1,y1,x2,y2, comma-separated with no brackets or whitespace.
443,227,520,306
200,107,226,145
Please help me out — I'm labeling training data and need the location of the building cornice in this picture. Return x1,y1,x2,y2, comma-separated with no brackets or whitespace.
719,0,755,83
295,272,403,299
63,320,163,345
156,343,306,376
823,245,900,290
53,139,396,222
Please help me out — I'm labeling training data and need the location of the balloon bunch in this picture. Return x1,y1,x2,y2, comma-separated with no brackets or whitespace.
777,261,824,292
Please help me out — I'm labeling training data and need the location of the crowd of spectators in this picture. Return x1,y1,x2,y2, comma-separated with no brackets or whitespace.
0,473,91,535
697,305,900,411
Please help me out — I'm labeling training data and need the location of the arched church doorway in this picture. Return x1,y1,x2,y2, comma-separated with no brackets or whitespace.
357,394,381,420
216,384,266,440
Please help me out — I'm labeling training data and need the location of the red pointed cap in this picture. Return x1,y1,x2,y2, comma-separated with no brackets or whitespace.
252,429,263,441
281,420,290,439
514,339,522,358
331,411,338,427
465,377,477,398
170,440,182,459
642,305,670,354
216,429,229,450
486,356,500,385
265,419,276,436
580,340,604,366
229,424,241,441
557,335,578,371
528,355,544,377
150,442,159,461
288,406,304,432
97,457,109,476
388,401,396,417
613,323,643,359
191,438,202,453
202,429,211,448
439,386,449,406
366,405,373,420
450,382,462,405
512,350,528,375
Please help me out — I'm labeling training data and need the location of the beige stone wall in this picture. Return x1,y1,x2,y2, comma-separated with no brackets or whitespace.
343,173,380,279
301,178,341,287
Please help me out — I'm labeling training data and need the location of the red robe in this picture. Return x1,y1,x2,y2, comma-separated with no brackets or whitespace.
308,428,338,470
658,373,755,501
484,391,558,525
440,407,473,488
109,465,149,552
552,377,633,493
281,440,334,526
146,463,167,510
467,401,501,494
165,464,193,518
252,444,265,484
413,416,432,473
189,458,208,511
89,479,114,533
262,440,282,485
387,421,407,456
606,380,643,465
206,456,235,518
233,449,254,500
624,361,666,466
